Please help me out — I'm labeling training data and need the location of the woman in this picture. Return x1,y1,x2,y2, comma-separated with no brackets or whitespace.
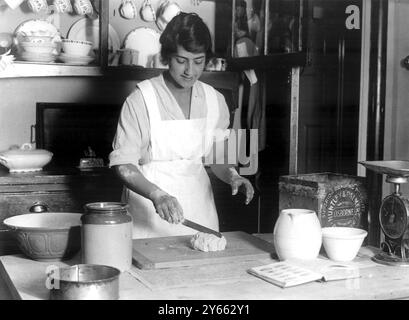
109,12,254,239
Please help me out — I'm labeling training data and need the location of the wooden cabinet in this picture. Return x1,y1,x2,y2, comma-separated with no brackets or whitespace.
0,168,123,255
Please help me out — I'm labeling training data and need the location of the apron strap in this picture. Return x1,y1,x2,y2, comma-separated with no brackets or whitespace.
200,81,219,131
137,80,161,128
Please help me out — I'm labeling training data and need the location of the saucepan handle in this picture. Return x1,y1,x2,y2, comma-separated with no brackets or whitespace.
30,124,36,144
0,155,7,165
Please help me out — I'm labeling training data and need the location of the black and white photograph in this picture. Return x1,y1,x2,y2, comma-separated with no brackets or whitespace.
0,0,404,307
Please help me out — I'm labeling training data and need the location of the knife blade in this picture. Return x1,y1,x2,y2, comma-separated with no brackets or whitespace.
182,219,223,238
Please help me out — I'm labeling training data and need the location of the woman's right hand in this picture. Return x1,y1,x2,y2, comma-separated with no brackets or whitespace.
149,189,184,224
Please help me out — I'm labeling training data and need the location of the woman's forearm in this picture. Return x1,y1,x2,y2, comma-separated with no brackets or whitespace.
113,164,184,223
113,164,161,200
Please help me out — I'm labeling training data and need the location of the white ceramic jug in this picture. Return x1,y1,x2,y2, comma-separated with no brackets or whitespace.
273,208,322,260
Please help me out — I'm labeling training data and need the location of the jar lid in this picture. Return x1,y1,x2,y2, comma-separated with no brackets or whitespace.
82,202,131,225
0,143,52,156
84,202,128,213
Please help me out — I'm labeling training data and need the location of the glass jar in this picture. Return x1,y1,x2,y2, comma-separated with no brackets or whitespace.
81,202,133,272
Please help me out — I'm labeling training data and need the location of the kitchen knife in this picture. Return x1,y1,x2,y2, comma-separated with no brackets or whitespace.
182,219,223,238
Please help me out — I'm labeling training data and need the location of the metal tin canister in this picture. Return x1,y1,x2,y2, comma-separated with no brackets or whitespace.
279,173,368,228
81,202,132,272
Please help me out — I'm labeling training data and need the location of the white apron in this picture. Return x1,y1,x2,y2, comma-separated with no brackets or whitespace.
123,79,221,239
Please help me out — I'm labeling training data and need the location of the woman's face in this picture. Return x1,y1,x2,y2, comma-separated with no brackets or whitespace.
168,45,206,89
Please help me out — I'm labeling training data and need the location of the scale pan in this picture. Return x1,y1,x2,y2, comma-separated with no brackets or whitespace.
359,161,409,177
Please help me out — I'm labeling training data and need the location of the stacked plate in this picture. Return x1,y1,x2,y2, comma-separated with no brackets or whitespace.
20,51,56,63
123,27,161,68
58,53,94,65
14,19,61,63
19,39,57,63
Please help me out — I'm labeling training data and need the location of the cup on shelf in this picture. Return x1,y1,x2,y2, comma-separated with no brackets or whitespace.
27,0,48,13
4,0,25,10
119,0,137,20
119,49,139,66
53,0,73,13
73,0,93,15
152,53,168,69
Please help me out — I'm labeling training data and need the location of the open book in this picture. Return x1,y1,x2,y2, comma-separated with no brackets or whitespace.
248,259,361,288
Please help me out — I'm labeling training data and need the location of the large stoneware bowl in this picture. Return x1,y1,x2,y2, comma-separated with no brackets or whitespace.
0,143,53,173
3,212,82,261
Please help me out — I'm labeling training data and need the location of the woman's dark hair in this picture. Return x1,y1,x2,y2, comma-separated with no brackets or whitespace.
160,12,213,64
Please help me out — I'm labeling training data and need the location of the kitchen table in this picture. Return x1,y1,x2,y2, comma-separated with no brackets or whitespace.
1,234,409,300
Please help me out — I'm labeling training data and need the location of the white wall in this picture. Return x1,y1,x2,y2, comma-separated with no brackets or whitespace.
0,0,216,38
0,76,138,151
108,0,216,47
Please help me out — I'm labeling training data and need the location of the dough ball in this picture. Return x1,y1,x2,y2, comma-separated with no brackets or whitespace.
190,232,227,252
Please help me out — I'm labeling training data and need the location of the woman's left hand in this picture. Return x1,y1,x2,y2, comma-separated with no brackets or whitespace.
230,175,255,205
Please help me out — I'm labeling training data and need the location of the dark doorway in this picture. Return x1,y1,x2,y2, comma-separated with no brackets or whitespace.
298,0,362,175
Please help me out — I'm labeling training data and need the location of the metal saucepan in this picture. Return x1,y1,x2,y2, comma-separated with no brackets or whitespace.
48,264,120,300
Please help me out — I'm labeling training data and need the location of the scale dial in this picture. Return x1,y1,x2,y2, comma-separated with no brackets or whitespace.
379,194,409,239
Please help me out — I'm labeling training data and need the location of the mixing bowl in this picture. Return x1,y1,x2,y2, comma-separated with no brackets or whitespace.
322,227,367,262
3,212,82,261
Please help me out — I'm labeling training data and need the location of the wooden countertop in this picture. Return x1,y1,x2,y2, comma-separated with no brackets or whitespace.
0,166,115,185
1,234,408,300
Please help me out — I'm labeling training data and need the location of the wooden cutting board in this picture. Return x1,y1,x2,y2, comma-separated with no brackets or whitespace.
132,231,276,270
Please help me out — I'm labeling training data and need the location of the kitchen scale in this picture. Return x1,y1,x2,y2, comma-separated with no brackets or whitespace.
360,160,409,266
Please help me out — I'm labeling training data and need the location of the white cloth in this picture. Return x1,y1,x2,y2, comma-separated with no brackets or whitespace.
123,79,226,239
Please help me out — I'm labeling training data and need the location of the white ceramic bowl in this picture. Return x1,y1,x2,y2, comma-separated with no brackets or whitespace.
62,39,92,56
0,146,53,172
322,227,367,262
20,41,55,54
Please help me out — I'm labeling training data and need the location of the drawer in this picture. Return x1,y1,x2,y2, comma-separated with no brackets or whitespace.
0,191,80,227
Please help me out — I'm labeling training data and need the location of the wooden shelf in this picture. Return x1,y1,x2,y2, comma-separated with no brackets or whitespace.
0,63,241,79
226,52,307,71
104,66,239,84
0,54,306,78
0,62,102,78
